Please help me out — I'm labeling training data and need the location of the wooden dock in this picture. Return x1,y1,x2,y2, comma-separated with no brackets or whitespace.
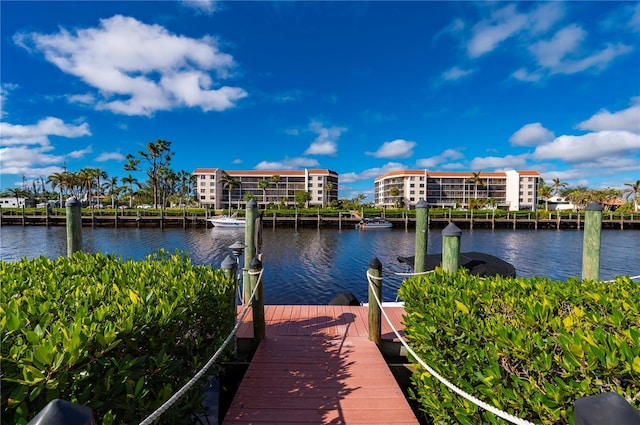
224,305,418,424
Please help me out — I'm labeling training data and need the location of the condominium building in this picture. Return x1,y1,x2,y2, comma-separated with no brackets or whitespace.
193,168,339,209
374,170,540,211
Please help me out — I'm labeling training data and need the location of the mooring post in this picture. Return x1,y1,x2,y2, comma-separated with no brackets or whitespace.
414,200,429,273
222,255,238,303
66,197,82,257
442,222,462,273
367,257,382,344
244,199,258,304
221,255,239,344
250,257,265,343
582,202,603,281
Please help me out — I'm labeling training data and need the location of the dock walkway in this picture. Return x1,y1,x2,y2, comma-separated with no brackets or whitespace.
224,305,418,424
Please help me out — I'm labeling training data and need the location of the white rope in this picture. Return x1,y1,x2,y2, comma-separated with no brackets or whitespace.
139,268,264,425
600,274,640,283
366,271,535,425
393,270,435,277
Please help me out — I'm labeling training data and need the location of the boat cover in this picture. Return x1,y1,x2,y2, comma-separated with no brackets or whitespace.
397,251,516,277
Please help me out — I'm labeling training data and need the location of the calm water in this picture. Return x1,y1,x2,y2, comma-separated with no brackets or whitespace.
1,226,638,304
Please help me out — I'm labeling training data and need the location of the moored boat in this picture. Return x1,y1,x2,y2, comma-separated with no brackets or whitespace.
356,217,393,229
207,213,246,228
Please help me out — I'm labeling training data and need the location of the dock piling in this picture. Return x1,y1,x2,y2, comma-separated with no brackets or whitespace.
243,200,258,304
250,257,265,343
66,197,82,257
582,202,603,281
442,223,462,273
414,200,429,273
367,257,382,344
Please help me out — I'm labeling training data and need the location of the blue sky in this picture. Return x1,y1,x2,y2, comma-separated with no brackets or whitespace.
1,1,639,201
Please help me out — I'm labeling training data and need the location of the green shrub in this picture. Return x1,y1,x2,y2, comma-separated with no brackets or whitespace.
399,269,639,424
1,251,234,424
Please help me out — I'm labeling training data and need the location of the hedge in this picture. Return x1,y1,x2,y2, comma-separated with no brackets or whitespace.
399,269,639,424
1,250,234,424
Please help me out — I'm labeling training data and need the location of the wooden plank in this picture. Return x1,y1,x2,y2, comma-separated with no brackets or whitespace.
225,305,418,424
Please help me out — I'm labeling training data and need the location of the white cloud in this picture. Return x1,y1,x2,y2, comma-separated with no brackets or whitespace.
254,157,320,170
467,4,529,58
510,122,555,146
416,148,464,168
366,139,416,159
95,151,125,162
340,162,407,183
524,24,632,78
0,116,92,178
511,68,543,82
469,154,529,170
303,120,345,156
529,24,585,69
181,0,220,15
67,146,93,159
441,66,475,81
14,15,247,116
576,99,640,133
0,145,65,177
0,117,91,146
533,131,640,163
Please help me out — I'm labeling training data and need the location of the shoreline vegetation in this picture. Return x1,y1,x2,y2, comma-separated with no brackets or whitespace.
1,206,638,230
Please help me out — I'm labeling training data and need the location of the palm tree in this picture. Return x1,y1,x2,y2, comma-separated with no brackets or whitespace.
551,177,568,197
176,170,195,209
221,172,241,213
270,175,281,209
323,182,334,208
538,185,553,211
258,178,270,207
6,188,27,207
389,186,400,207
47,172,67,206
467,172,486,208
623,180,640,211
121,174,140,208
102,176,119,208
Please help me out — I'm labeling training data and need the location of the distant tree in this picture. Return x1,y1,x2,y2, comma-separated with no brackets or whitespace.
102,176,119,208
389,187,400,207
468,171,486,206
176,170,195,208
623,180,640,211
294,190,311,208
6,188,27,206
243,191,255,202
538,185,553,211
258,178,270,206
270,175,281,209
125,139,174,209
220,172,241,212
551,177,568,196
323,182,334,208
121,174,141,208
47,172,67,206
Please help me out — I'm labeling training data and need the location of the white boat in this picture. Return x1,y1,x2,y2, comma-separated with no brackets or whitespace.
207,214,246,228
356,217,393,229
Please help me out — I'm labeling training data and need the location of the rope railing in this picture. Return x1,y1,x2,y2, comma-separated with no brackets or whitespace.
366,271,536,425
139,268,264,425
600,274,640,283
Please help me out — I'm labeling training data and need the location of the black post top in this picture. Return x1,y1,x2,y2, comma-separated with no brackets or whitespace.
368,257,382,270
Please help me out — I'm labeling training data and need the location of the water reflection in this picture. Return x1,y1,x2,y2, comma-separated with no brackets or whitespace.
1,226,638,305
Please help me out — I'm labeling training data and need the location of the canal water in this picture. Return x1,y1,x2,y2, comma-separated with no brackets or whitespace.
1,225,638,304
